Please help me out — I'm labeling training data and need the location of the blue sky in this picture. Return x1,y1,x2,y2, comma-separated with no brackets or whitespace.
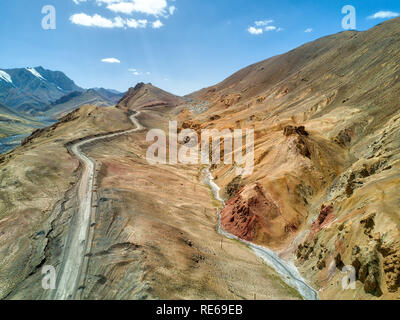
0,0,399,95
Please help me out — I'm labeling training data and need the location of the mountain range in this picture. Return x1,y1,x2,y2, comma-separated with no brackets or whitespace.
46,89,124,118
0,66,123,116
0,102,54,153
0,67,124,152
0,18,399,300
117,82,184,110
187,17,400,299
0,66,82,113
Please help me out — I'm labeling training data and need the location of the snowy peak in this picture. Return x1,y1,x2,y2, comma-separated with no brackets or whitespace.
0,66,83,113
26,67,46,81
0,70,12,84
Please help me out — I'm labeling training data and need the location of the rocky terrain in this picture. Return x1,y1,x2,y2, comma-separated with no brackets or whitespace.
0,105,134,299
0,103,53,153
46,89,124,119
0,66,82,114
117,82,184,110
0,103,48,138
184,18,400,299
0,67,122,154
0,89,301,300
0,18,399,300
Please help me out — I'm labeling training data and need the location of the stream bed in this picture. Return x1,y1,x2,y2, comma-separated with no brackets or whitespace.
202,168,318,300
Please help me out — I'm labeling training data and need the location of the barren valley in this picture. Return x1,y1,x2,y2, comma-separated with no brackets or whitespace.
1,18,400,300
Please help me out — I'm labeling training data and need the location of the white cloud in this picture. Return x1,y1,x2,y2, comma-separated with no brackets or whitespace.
102,58,121,63
98,0,168,16
248,19,282,35
95,0,124,4
254,20,273,27
107,2,136,14
169,5,176,15
126,18,148,28
152,20,163,29
265,26,276,31
71,0,173,29
304,28,313,33
70,13,125,28
248,26,263,35
368,11,399,19
70,13,165,29
129,68,151,76
129,68,140,75
131,0,167,15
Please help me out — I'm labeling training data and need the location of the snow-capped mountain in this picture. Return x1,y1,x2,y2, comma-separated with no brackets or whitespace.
0,66,83,114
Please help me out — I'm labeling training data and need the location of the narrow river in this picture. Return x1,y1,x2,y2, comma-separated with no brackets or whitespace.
202,168,319,300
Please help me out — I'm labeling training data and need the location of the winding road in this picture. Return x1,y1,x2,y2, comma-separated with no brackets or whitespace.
203,169,319,300
52,109,317,300
52,112,143,300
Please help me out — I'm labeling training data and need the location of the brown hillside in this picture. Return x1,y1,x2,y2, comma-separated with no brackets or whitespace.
117,82,184,110
182,18,400,299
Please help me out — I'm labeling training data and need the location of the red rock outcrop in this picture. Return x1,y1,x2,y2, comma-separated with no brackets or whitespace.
220,183,283,243
311,204,335,233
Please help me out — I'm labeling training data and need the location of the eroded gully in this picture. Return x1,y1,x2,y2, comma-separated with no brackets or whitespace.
202,169,319,300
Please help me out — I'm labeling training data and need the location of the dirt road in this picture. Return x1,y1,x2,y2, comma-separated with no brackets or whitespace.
52,112,143,300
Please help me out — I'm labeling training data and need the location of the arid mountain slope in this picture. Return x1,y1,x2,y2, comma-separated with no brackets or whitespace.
1,88,300,300
117,82,184,110
0,103,53,153
45,89,120,119
181,18,400,299
0,66,82,114
0,103,47,138
0,105,134,299
77,105,301,300
1,19,399,301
